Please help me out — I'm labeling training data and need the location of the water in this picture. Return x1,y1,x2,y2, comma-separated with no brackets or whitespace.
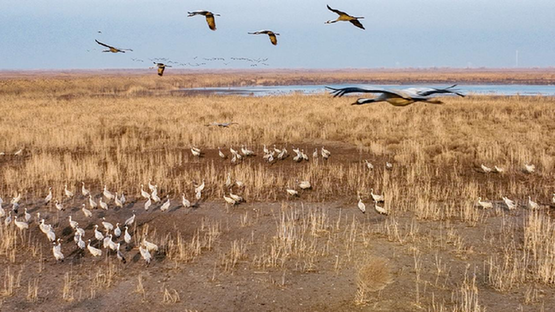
180,84,555,96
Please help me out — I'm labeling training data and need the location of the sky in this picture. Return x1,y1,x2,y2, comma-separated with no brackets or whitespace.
1,0,554,70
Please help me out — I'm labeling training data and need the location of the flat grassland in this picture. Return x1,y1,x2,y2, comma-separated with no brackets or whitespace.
0,71,555,311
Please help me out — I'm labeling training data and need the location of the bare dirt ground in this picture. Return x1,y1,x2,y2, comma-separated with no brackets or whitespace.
1,72,555,311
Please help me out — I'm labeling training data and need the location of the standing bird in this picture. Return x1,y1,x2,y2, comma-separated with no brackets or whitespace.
357,192,366,213
52,241,64,262
188,10,220,31
95,39,133,53
81,182,90,197
182,194,191,208
64,184,73,199
116,243,126,264
124,212,135,227
160,195,171,212
248,30,280,46
81,204,92,218
45,187,53,205
325,5,365,30
87,240,102,257
154,62,171,76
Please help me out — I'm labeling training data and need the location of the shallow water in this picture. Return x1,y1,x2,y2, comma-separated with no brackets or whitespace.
180,84,555,96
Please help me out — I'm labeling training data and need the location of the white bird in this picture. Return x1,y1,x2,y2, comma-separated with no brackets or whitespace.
263,145,269,154
357,192,366,213
143,238,158,252
46,228,56,242
364,160,374,170
81,204,92,218
287,189,299,197
218,147,227,159
14,148,24,156
75,227,85,237
103,235,111,249
99,197,108,210
140,184,151,199
477,197,493,209
87,240,102,257
103,185,115,201
494,166,504,173
235,180,244,188
120,192,126,205
114,223,121,237
52,241,64,261
124,226,132,244
312,148,318,159
552,193,555,205
45,187,53,205
116,243,126,263
139,245,152,264
102,217,114,231
64,184,73,198
81,182,90,197
502,196,517,210
89,195,98,209
151,188,160,203
321,147,331,159
195,190,202,201
68,216,78,229
39,219,51,234
299,181,312,190
191,147,202,157
24,208,31,222
528,196,539,210
194,180,205,194
241,145,255,157
107,235,118,251
144,197,152,211
94,225,104,241
124,213,135,226
223,195,237,206
229,190,244,203
148,180,156,192
11,192,22,205
160,196,171,211
481,164,492,173
54,200,64,211
13,216,29,230
114,192,123,208
385,162,393,170
374,202,389,215
524,164,535,174
182,194,191,208
76,235,86,249
327,85,464,106
0,204,5,218
370,188,385,202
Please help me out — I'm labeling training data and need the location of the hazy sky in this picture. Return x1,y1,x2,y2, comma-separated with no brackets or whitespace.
1,0,554,70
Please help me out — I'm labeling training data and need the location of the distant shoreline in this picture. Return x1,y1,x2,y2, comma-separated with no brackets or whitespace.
1,68,554,88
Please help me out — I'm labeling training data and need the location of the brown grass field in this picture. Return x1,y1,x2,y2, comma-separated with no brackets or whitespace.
1,70,555,311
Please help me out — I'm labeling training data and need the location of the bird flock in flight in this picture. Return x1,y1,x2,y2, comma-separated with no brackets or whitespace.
93,5,367,76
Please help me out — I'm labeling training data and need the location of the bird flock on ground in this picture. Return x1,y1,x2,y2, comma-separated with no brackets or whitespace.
1,137,554,264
